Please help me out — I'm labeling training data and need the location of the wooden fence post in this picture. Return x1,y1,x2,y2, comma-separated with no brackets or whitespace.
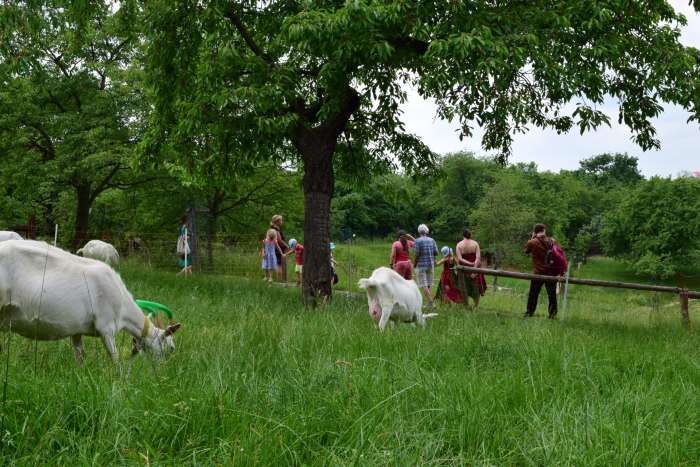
680,289,690,331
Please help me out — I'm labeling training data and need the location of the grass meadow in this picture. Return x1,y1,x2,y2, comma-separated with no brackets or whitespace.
0,243,699,465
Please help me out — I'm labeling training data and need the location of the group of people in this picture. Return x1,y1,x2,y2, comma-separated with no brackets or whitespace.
180,210,560,317
390,222,561,318
261,215,302,284
389,225,487,309
261,214,337,287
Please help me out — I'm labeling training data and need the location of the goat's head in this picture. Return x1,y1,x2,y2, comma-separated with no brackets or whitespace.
133,323,181,357
358,278,382,322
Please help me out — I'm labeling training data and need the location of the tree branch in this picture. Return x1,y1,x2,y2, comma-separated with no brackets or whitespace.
322,86,361,137
23,121,56,160
46,89,66,113
388,36,429,56
224,7,274,64
213,173,280,216
90,164,123,201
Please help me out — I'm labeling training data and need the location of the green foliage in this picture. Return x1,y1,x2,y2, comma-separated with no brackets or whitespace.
573,216,604,262
426,153,498,237
0,0,146,244
140,0,700,299
602,177,700,278
471,175,536,268
576,153,644,187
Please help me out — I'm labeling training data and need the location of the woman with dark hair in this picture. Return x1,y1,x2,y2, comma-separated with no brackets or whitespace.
390,230,415,280
456,228,487,307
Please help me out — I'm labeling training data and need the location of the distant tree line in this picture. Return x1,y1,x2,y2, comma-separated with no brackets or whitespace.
332,152,700,279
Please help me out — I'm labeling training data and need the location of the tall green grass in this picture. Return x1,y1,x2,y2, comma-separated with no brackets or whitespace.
0,259,698,464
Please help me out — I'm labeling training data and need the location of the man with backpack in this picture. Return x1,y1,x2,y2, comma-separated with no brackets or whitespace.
524,223,567,319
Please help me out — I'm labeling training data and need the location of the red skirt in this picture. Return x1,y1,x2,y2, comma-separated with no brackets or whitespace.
394,260,413,280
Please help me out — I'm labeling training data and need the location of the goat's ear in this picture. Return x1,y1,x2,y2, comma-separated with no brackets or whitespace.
165,323,181,336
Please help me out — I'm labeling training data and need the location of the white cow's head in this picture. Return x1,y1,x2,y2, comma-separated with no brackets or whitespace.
134,323,181,357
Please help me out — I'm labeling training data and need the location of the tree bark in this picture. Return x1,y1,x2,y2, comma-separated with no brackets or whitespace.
73,184,92,249
294,87,360,305
296,130,336,305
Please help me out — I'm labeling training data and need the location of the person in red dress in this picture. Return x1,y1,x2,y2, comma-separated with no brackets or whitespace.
435,246,462,304
390,230,415,280
456,229,487,308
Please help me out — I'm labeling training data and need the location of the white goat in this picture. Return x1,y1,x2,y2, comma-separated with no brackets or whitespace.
77,239,120,266
0,240,180,362
358,267,438,331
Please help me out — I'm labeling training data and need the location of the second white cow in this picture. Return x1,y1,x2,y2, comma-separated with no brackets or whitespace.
77,240,120,266
358,267,438,331
0,240,179,362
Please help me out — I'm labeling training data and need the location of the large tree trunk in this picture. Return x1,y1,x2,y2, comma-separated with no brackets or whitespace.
297,131,336,305
294,87,360,305
73,184,92,249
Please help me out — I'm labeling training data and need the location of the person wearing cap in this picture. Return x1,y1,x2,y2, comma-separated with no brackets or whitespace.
390,229,415,279
413,224,438,308
286,238,304,287
435,246,462,304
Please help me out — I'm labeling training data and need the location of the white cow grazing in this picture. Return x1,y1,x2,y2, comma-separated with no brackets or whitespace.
0,240,180,362
358,267,438,331
77,240,119,266
0,231,23,242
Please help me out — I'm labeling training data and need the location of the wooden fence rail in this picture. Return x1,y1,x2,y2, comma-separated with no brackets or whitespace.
455,266,698,330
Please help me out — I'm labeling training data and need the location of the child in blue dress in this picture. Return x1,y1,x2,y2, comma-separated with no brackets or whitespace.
261,229,281,282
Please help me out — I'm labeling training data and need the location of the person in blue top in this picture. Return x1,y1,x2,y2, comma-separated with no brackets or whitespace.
261,229,282,282
413,224,438,308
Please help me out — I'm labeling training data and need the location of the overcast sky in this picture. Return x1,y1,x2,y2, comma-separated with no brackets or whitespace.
400,1,700,177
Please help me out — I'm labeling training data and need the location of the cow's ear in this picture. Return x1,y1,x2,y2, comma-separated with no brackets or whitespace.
165,323,181,336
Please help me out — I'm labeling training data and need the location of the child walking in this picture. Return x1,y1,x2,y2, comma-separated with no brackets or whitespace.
287,238,304,286
261,229,281,282
435,246,462,304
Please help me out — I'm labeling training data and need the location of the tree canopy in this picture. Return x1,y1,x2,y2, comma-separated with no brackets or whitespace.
141,0,700,302
0,0,145,246
602,176,700,279
576,153,644,186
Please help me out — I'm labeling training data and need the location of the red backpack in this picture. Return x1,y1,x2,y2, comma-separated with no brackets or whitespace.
543,238,568,275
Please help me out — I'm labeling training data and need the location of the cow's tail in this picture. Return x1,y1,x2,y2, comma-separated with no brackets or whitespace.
357,278,377,290
422,313,439,319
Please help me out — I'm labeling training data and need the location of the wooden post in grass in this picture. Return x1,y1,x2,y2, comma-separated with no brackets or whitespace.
562,262,571,315
680,290,690,331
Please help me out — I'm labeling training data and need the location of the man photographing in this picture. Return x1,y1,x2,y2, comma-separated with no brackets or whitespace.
524,223,558,319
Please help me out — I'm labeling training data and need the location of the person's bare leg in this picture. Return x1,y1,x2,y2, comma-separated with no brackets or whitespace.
421,287,433,307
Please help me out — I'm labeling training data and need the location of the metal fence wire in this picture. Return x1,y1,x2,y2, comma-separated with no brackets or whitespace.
31,230,373,293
